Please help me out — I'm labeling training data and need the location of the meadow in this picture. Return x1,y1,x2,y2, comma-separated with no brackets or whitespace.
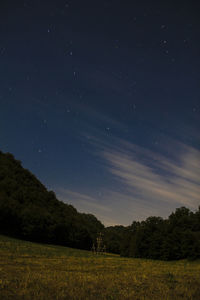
0,235,200,300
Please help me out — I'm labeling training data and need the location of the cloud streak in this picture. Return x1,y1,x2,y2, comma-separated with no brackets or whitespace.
53,103,200,226
56,135,200,226
56,189,119,226
100,138,200,214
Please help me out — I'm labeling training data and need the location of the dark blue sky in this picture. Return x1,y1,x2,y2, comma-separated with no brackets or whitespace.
1,0,200,225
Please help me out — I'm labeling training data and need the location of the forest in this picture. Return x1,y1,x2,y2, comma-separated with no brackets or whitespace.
0,150,200,260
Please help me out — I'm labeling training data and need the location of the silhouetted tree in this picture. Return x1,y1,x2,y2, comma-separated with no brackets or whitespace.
0,151,104,250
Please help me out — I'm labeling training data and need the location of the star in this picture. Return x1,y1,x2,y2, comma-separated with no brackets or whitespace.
131,104,136,111
0,47,6,55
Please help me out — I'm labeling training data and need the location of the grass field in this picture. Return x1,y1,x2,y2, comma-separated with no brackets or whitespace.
0,235,200,299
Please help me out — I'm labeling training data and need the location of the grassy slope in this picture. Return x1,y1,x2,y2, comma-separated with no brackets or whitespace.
0,235,200,300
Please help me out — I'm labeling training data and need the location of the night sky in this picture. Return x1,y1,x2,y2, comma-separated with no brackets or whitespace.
1,1,200,226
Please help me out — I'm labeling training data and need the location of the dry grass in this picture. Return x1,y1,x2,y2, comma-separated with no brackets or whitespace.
0,235,200,299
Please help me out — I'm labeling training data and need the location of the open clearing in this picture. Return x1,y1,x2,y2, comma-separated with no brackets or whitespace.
0,235,200,299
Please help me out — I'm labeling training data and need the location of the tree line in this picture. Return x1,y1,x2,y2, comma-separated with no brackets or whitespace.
103,208,200,260
0,150,199,260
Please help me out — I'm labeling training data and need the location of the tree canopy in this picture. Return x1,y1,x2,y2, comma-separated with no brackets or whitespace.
0,151,104,250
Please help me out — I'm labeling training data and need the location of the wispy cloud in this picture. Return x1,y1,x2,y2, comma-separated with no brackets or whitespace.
58,189,111,213
102,140,200,209
57,134,200,226
51,101,200,226
56,189,118,226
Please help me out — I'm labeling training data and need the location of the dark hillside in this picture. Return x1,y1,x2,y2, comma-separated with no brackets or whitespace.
0,151,104,249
